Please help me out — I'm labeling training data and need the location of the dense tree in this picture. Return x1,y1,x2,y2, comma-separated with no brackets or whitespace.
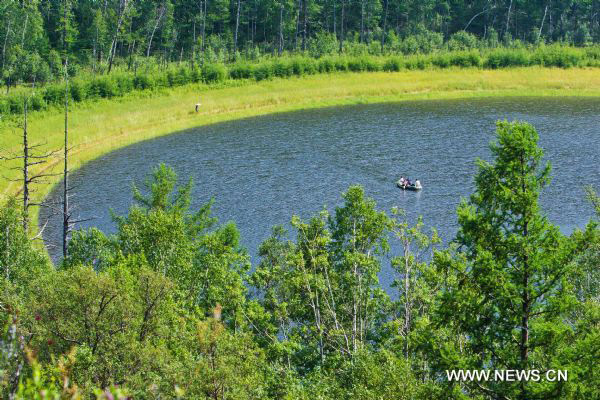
1,0,600,89
436,121,578,399
0,198,49,290
1,132,599,397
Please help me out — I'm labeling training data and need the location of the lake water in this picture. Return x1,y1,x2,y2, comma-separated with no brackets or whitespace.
41,97,600,287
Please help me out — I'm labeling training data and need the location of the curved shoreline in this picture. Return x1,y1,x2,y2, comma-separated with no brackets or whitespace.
1,68,600,237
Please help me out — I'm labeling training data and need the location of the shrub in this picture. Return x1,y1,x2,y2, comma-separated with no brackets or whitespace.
8,96,24,114
348,57,365,72
0,99,8,115
290,58,307,76
318,57,335,73
202,63,227,83
413,27,443,53
229,63,253,79
383,57,403,72
303,58,318,74
253,62,273,81
344,41,369,57
70,80,87,102
88,77,117,98
190,68,202,83
448,51,482,67
584,46,600,60
43,84,65,105
334,57,349,71
485,48,530,68
133,74,154,90
400,36,419,55
166,70,176,87
153,73,169,88
177,67,190,85
531,45,584,68
29,94,46,111
308,32,339,58
272,60,293,77
431,54,451,68
404,56,430,70
447,31,480,51
114,74,134,94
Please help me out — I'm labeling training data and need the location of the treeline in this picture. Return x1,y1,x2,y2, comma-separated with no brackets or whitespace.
2,44,600,117
1,121,600,399
1,0,600,89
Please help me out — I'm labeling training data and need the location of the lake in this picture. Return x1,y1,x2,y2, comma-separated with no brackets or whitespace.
41,97,600,287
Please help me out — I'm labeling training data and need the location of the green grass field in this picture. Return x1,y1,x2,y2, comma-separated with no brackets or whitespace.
2,67,600,230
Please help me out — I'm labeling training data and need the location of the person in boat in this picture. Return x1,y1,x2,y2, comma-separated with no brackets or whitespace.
399,176,406,187
405,177,412,187
415,179,422,189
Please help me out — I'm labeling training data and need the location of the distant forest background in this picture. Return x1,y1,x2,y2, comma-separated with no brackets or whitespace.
2,0,600,85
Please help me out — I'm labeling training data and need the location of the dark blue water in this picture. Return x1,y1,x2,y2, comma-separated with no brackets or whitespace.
41,97,600,287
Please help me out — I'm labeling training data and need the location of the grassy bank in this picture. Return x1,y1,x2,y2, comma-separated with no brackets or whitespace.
3,45,600,118
1,67,600,230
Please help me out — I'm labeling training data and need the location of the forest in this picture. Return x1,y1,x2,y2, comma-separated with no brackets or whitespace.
1,0,600,90
1,120,600,398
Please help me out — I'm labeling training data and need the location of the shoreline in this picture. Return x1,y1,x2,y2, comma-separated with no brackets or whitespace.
1,67,600,237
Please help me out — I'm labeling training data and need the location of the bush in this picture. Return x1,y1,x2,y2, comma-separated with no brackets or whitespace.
334,57,349,71
304,58,318,74
431,54,451,68
8,96,24,114
290,58,307,76
88,77,117,98
190,68,202,83
29,94,46,111
400,36,419,55
308,32,339,58
447,31,480,51
272,60,293,77
0,99,8,115
253,62,273,81
229,63,253,79
585,46,600,60
448,51,482,67
133,74,154,90
114,74,134,95
202,63,227,83
70,80,87,102
347,56,380,72
404,56,430,70
413,27,443,53
166,70,176,87
383,57,403,72
531,45,584,68
43,84,65,105
318,57,335,73
485,48,530,68
348,57,365,72
177,67,190,85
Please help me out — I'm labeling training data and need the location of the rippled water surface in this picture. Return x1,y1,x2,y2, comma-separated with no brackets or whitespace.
42,97,600,286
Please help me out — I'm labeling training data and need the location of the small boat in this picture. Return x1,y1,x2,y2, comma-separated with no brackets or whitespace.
396,179,422,191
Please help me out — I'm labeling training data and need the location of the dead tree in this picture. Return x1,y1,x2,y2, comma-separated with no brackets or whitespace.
62,0,73,259
62,59,71,258
0,98,58,234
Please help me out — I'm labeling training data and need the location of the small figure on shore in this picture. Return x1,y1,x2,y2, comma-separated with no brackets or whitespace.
195,103,201,113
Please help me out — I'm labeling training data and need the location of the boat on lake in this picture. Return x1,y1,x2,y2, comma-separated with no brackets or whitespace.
396,178,423,191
